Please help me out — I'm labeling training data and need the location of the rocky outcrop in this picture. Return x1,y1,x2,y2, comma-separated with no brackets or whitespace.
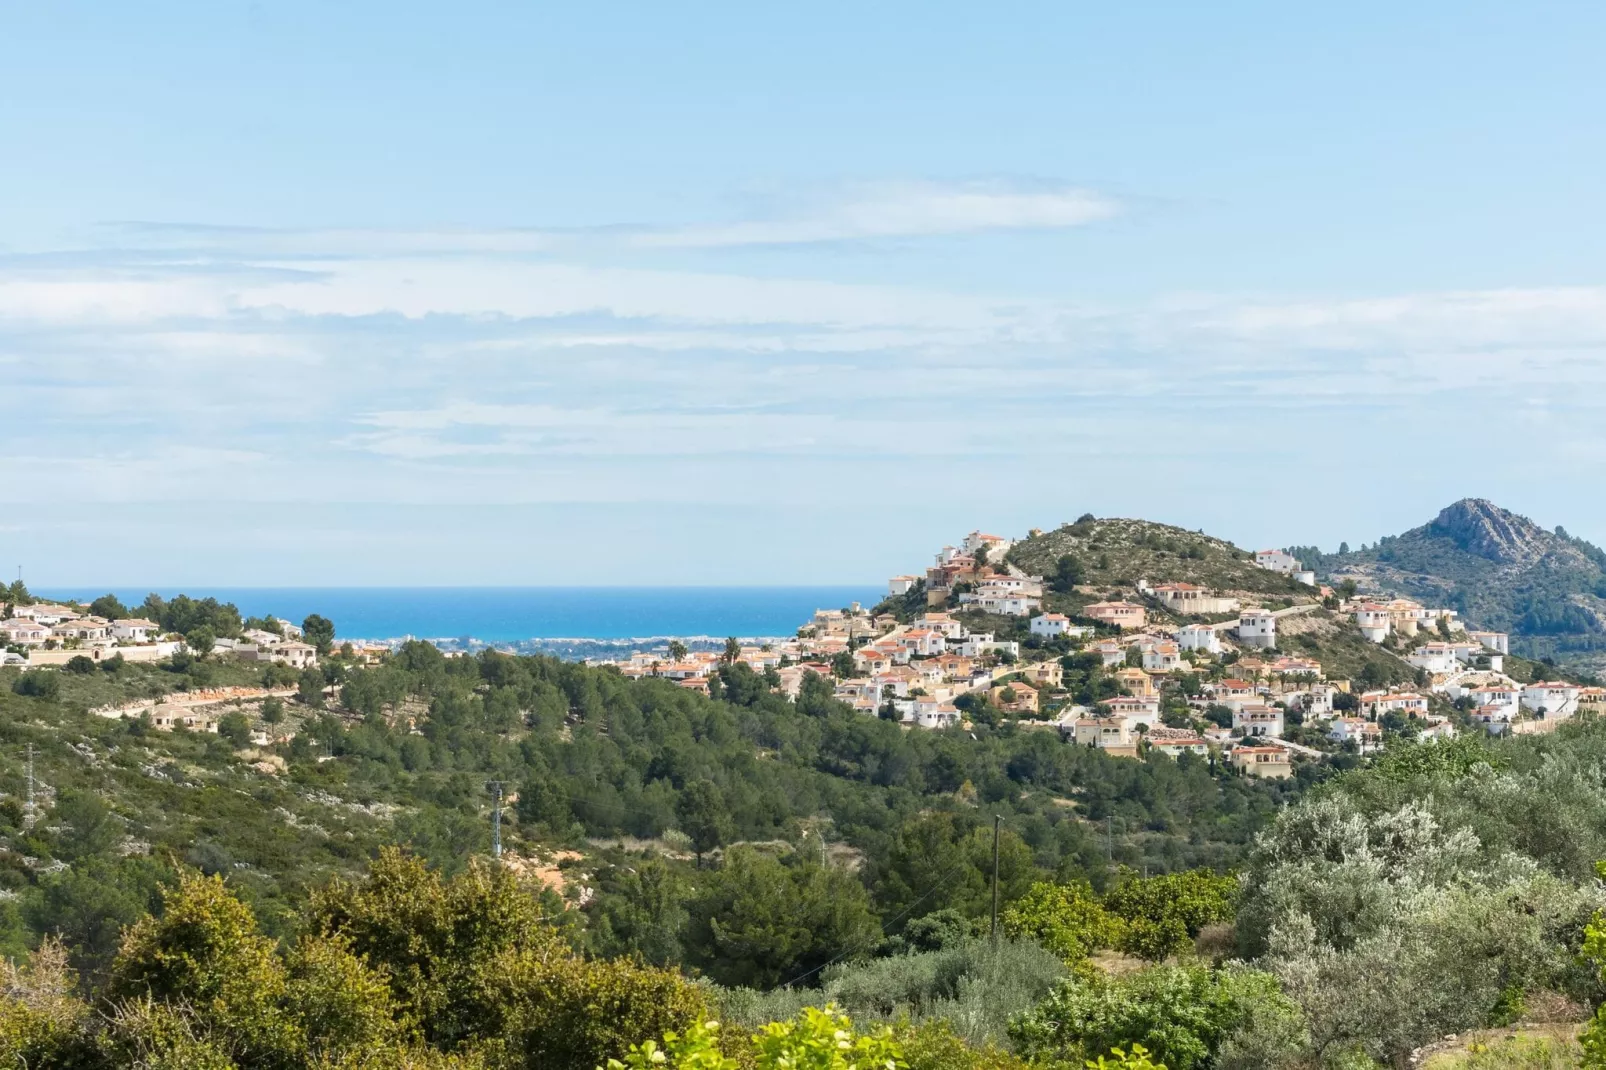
1427,498,1550,566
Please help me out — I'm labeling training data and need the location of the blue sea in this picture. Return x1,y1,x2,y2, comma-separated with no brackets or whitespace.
33,587,882,644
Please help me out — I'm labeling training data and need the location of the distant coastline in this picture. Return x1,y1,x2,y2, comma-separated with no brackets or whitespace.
31,586,881,648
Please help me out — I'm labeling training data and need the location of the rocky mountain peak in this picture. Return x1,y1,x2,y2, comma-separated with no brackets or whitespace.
1427,498,1549,565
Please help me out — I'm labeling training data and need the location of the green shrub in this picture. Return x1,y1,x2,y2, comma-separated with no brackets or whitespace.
1010,965,1298,1070
1003,881,1122,962
11,669,60,699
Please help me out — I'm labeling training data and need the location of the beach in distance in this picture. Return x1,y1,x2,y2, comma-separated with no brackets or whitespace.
32,586,882,644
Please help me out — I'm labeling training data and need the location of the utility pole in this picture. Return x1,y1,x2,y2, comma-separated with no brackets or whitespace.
487,781,504,859
24,744,35,828
990,814,1001,941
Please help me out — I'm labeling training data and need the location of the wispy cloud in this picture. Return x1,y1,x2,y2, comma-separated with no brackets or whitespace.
633,180,1119,247
7,200,1606,564
101,180,1119,256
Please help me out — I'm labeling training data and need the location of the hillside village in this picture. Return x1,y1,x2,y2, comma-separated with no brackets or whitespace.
5,513,1599,780
593,517,1600,779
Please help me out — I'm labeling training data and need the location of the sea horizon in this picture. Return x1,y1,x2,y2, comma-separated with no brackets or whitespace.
31,585,885,644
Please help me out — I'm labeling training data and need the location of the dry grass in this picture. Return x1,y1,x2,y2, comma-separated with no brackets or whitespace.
1418,1023,1584,1069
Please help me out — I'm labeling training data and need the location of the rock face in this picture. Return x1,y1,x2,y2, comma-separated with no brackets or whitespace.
1427,498,1549,566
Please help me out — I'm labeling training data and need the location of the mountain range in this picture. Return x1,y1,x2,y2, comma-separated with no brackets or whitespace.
1311,498,1606,666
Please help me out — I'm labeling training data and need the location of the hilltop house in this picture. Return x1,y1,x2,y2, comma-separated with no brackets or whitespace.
887,575,920,597
962,531,1015,561
12,604,79,625
1255,549,1301,574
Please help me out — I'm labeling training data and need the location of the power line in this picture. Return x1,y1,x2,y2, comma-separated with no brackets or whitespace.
487,780,504,859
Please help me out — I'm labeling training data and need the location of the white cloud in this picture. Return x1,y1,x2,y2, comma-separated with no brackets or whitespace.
103,180,1118,255
631,181,1119,247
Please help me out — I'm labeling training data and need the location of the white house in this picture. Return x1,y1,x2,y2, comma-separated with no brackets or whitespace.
1522,682,1581,720
1355,605,1393,643
961,531,1015,561
1470,630,1510,655
1103,695,1161,730
1073,717,1138,757
52,618,110,642
1293,569,1318,587
1362,690,1430,718
887,575,920,597
111,618,160,642
1237,609,1277,650
1234,704,1285,738
1255,549,1301,574
1405,642,1460,676
906,697,961,730
1174,623,1222,654
1420,720,1458,742
1471,704,1513,735
266,641,320,670
1089,638,1128,666
967,593,1040,617
1148,734,1210,758
12,604,78,625
1210,678,1260,709
1328,716,1382,752
1030,613,1072,638
899,629,947,657
914,612,965,639
1141,641,1181,673
1459,683,1520,713
0,620,49,646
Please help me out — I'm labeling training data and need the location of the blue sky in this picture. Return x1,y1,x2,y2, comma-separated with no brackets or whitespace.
4,1,1606,585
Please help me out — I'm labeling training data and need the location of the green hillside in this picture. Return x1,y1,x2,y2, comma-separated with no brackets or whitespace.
0,637,1299,988
1008,516,1311,596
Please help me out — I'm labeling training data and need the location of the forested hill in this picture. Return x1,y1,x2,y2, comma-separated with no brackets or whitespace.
0,641,1297,988
1316,498,1606,665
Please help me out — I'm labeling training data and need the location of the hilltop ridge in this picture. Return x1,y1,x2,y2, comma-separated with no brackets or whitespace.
1007,516,1310,597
